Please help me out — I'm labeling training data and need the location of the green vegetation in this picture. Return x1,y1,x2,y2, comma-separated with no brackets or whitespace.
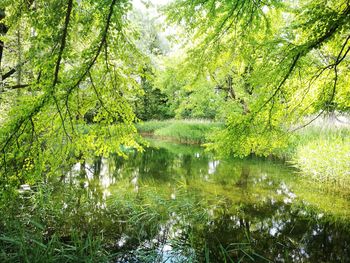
0,186,112,262
137,119,223,144
0,0,349,261
2,146,350,262
138,120,350,187
291,126,350,186
1,0,349,186
136,120,172,134
136,118,350,188
0,177,275,262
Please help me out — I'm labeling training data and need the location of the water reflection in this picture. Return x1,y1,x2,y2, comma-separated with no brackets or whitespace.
64,139,350,262
208,160,220,175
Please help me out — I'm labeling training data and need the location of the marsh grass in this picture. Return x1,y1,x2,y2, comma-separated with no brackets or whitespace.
0,230,112,263
136,119,223,144
0,186,114,262
136,119,171,134
290,125,350,186
0,180,269,262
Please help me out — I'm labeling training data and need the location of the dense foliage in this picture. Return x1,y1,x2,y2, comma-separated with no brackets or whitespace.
0,1,349,261
160,0,350,156
1,0,349,184
0,0,146,187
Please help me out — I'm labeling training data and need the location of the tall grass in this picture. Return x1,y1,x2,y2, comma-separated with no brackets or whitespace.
0,185,114,262
0,180,269,262
290,125,350,186
136,120,172,134
136,119,223,144
0,230,112,263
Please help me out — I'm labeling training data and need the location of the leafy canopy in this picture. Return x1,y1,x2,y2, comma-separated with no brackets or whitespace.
0,0,146,186
161,0,350,157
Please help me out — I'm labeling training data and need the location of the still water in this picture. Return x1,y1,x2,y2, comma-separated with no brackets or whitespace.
66,139,350,262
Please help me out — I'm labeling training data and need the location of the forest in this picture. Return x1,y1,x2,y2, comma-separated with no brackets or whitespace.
0,0,349,262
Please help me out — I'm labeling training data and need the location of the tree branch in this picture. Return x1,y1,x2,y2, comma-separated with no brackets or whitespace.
252,4,350,122
64,0,117,119
3,84,30,90
1,60,28,81
53,0,73,86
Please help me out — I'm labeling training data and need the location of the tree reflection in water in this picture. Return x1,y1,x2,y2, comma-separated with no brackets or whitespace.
62,139,350,262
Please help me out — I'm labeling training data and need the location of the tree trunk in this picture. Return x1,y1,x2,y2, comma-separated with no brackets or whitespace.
0,9,8,90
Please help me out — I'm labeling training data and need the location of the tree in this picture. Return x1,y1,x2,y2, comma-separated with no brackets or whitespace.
0,0,145,186
130,7,173,120
164,0,350,156
155,53,225,119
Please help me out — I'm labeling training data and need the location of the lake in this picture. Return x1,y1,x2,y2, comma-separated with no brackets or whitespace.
64,138,350,262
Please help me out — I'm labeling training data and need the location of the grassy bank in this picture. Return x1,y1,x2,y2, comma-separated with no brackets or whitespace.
136,119,223,144
137,119,350,186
